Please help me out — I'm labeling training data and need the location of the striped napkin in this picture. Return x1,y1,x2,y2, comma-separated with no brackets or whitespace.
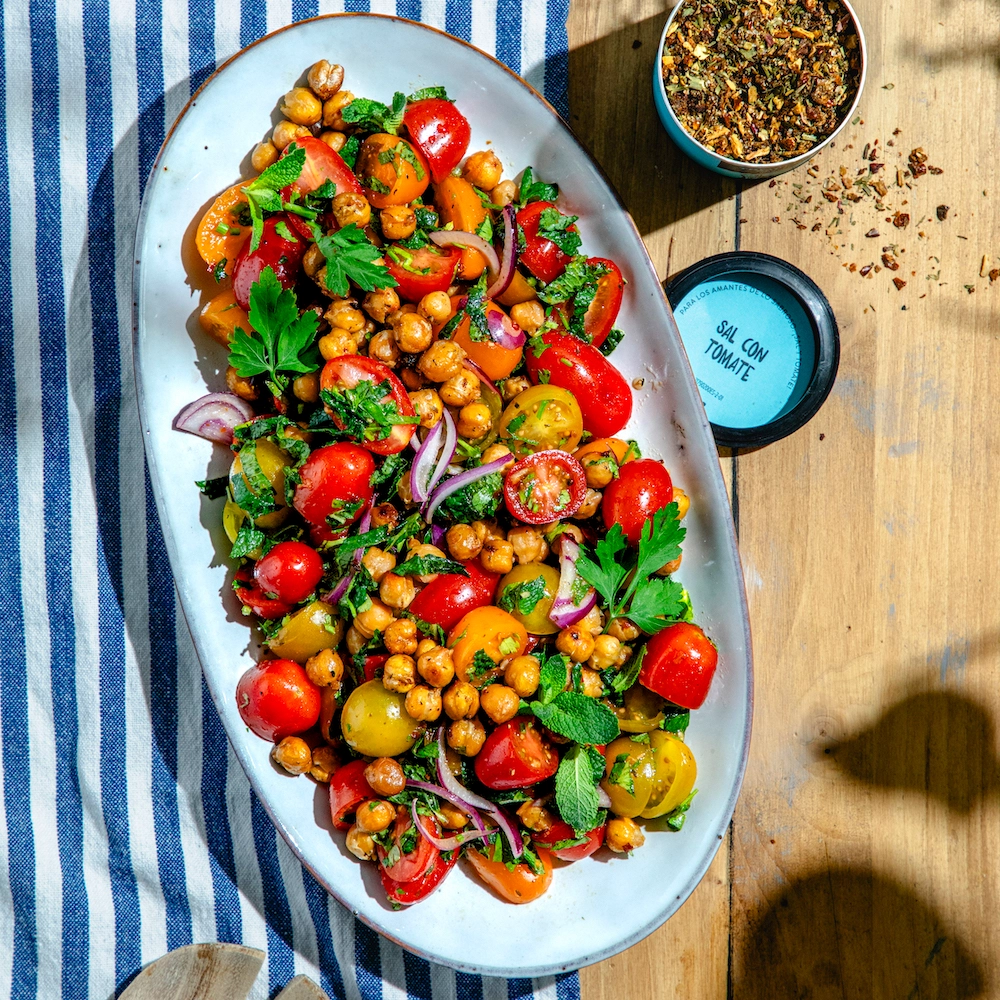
0,2,576,998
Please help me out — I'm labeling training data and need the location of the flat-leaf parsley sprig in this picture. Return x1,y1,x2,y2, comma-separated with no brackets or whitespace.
315,223,397,296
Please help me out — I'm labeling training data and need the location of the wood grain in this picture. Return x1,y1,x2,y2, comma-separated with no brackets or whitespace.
118,943,264,1000
570,0,1000,996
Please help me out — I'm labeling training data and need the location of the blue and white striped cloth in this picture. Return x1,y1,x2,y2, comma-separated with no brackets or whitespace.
0,2,577,998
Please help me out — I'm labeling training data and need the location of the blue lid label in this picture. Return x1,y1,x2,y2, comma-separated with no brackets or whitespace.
673,279,803,429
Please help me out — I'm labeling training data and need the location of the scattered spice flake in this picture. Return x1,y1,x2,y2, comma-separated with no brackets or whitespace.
892,212,910,229
893,277,907,290
865,228,879,237
936,205,949,221
980,255,989,278
860,263,873,276
882,82,895,90
964,284,976,294
990,269,1000,284
881,253,900,271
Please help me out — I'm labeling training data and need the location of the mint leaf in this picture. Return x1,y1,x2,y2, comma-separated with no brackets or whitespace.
341,92,406,135
394,555,468,577
660,708,690,736
665,789,697,831
230,522,265,560
408,86,451,102
246,143,305,192
498,576,547,617
607,645,645,696
530,692,619,744
315,223,396,296
555,745,601,836
599,328,625,356
537,207,581,257
517,166,559,207
536,653,569,706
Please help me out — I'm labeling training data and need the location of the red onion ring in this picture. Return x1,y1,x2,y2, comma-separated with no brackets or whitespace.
430,229,500,276
461,357,499,397
548,535,598,628
486,308,525,350
405,778,487,834
410,416,446,504
486,204,517,299
322,509,371,603
424,454,512,523
174,392,255,445
410,801,491,852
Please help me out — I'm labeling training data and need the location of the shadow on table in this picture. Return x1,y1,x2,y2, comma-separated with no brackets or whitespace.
737,866,986,998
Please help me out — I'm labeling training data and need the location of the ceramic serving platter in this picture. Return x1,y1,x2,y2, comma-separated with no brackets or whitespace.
133,14,752,977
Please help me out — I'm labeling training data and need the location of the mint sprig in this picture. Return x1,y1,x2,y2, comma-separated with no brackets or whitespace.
554,744,606,836
528,653,619,744
242,143,306,252
341,92,407,135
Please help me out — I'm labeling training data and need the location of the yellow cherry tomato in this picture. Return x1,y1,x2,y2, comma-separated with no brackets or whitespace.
229,438,290,530
266,601,344,664
614,684,667,733
340,680,424,757
448,606,528,687
497,563,560,635
498,385,583,458
601,735,658,818
640,731,697,819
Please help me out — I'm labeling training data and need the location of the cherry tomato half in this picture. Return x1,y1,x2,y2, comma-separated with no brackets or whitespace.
380,848,458,905
465,845,554,903
602,458,673,546
234,567,293,620
435,296,524,382
384,244,461,303
320,356,417,455
474,718,559,790
639,622,718,710
253,540,324,605
406,559,500,633
516,201,575,283
533,819,606,862
560,257,624,349
329,760,376,830
377,811,439,883
292,442,375,529
194,182,251,276
403,98,472,184
280,136,363,198
231,214,305,312
504,450,587,525
525,331,632,440
236,658,321,742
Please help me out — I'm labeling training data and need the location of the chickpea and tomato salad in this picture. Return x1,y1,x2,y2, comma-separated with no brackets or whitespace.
178,60,720,907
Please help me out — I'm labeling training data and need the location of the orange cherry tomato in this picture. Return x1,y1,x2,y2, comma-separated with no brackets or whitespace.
355,133,430,208
495,270,538,308
198,288,250,348
448,606,527,686
434,296,523,382
194,181,251,275
434,176,488,279
465,846,554,904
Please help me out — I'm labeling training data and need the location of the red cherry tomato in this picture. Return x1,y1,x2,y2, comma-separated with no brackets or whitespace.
280,136,363,198
363,654,388,682
574,258,624,349
231,214,305,312
639,622,719,710
380,848,458,905
533,819,606,862
516,201,576,283
233,567,293,620
236,658,321,741
329,760,376,830
406,559,500,632
292,442,375,529
503,450,587,525
253,541,324,605
402,99,472,184
474,718,559,790
320,355,417,455
524,331,632,439
602,459,674,545
384,244,461,303
377,811,439,883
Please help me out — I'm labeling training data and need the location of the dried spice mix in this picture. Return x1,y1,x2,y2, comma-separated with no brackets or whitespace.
662,0,862,163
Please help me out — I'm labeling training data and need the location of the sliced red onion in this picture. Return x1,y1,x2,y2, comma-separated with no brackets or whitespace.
486,204,517,299
430,229,500,276
410,801,491,852
548,536,598,628
409,417,446,504
323,509,371,603
431,525,446,548
486,308,525,350
597,786,612,810
406,778,487,834
424,454,512,523
462,357,499,397
324,574,352,605
428,408,458,497
174,392,255,445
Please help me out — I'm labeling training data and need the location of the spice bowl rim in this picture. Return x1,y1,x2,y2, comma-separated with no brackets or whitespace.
653,0,868,179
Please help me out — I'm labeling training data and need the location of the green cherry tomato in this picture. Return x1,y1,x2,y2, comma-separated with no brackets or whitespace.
340,680,425,757
498,385,583,458
497,563,561,635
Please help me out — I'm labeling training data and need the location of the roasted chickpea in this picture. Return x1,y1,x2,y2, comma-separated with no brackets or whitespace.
447,717,487,756
463,150,503,190
332,191,371,229
657,554,682,576
345,625,366,656
614,643,633,669
364,757,407,797
383,617,419,656
405,685,443,722
440,370,480,407
271,736,312,775
504,655,540,698
392,312,434,353
355,798,396,833
606,816,645,853
418,291,452,323
363,287,400,323
309,745,340,783
438,802,469,830
481,443,514,467
507,526,548,565
607,617,641,642
353,598,394,639
556,625,595,662
480,536,515,574
370,503,400,529
578,604,604,636
470,520,492,545
382,653,417,693
281,86,323,126
574,488,603,520
582,453,616,489
319,130,347,151
416,638,437,658
319,329,358,360
510,300,545,335
380,205,417,240
409,388,444,429
446,523,482,562
418,339,466,382
303,242,325,279
480,684,520,725
325,298,366,334
292,372,320,403
368,329,400,367
346,824,376,860
516,799,554,833
588,634,622,671
272,119,311,150
380,571,415,610
251,140,278,173
305,648,345,689
579,667,605,698
225,365,258,401
491,179,518,207
307,60,345,101
400,368,425,391
361,547,396,584
457,401,492,439
322,89,354,130
417,644,456,688
673,487,690,519
501,375,531,402
442,680,479,720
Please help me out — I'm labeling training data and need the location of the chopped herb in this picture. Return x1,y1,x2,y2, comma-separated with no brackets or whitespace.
320,379,418,446
437,470,503,522
517,166,559,207
341,92,407,135
211,258,227,282
241,143,306,251
408,85,451,102
195,476,229,500
665,789,697,831
399,610,447,645
599,327,625,355
339,134,361,169
537,207,582,257
229,522,266,559
393,554,468,577
498,576,548,617
607,753,635,794
315,223,397,296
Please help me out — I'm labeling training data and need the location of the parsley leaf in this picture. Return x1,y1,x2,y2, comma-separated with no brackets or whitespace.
497,576,548,617
315,223,397,296
518,166,559,207
626,577,686,634
228,268,320,396
319,380,418,445
408,85,451,102
555,744,605,835
341,92,407,135
393,554,468,577
575,526,630,611
599,328,625,356
537,207,582,257
529,692,619,744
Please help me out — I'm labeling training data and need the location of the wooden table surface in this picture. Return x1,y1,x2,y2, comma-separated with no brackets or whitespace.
566,1,1000,996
